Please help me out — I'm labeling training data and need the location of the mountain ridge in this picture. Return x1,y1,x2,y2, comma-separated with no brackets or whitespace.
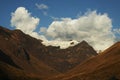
49,41,120,80
1,26,120,80
0,26,97,79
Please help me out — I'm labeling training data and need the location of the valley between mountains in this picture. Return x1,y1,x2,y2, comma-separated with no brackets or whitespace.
0,26,120,80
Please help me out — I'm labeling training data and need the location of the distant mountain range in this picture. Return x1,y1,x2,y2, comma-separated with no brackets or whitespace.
0,26,120,80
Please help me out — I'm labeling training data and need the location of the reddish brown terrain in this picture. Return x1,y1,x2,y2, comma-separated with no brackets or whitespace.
1,26,120,80
0,26,97,80
50,42,120,80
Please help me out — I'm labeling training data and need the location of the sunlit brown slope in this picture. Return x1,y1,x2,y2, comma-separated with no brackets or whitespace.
51,42,120,80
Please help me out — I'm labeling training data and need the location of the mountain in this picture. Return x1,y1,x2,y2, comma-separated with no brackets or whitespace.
0,26,61,80
0,26,97,72
1,26,120,80
41,40,97,72
51,42,120,80
0,26,97,79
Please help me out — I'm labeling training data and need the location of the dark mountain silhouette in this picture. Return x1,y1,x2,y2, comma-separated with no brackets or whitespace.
50,42,120,80
0,26,97,79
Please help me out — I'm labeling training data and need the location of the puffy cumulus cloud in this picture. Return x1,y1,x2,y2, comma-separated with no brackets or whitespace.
10,7,79,49
11,7,39,33
10,7,115,51
10,7,46,40
40,11,115,51
35,3,48,10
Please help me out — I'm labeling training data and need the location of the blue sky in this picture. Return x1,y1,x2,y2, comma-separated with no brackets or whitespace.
0,0,120,51
0,0,120,29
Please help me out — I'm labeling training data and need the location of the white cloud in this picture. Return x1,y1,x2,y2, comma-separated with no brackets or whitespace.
40,27,47,33
40,11,115,51
11,7,39,33
10,7,116,51
35,3,48,16
42,40,79,49
113,28,120,41
10,7,46,40
35,3,48,10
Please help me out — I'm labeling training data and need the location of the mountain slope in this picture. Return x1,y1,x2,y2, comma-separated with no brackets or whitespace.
0,26,60,79
51,42,120,80
41,40,97,72
0,49,20,69
0,26,97,73
0,26,98,80
0,61,42,80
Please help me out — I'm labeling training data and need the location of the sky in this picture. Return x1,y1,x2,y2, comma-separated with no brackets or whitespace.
0,0,120,51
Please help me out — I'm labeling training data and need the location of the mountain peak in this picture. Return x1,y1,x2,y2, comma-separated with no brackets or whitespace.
73,40,93,50
0,26,98,80
0,26,97,73
80,40,88,45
